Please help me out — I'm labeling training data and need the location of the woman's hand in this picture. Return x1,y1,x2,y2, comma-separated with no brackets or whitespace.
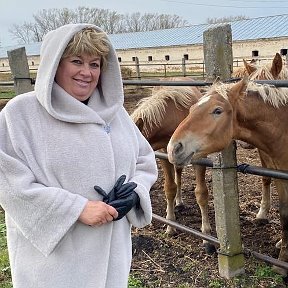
78,200,118,226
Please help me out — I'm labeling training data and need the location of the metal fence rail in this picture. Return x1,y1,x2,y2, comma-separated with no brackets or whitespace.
154,151,288,270
152,213,288,270
155,151,288,181
123,79,288,88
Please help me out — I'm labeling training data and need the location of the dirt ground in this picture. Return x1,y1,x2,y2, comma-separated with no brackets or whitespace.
123,87,286,287
0,87,285,287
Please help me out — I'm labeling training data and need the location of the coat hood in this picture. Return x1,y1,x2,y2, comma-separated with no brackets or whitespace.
34,23,124,124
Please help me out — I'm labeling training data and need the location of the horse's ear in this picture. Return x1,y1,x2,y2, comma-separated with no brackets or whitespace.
212,76,221,85
243,59,256,75
135,118,144,132
229,77,248,100
271,53,283,78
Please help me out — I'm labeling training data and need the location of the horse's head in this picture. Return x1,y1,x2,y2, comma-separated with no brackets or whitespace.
167,78,248,166
233,53,285,80
245,53,284,80
232,58,257,78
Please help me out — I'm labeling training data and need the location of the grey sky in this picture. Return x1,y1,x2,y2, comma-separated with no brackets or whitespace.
1,0,287,47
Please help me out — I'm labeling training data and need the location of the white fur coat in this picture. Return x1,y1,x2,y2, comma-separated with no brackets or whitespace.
0,24,157,288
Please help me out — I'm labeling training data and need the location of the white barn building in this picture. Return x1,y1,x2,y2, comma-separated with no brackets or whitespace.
1,14,288,74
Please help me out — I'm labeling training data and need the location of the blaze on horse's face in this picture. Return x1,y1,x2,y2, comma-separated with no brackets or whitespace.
167,84,240,167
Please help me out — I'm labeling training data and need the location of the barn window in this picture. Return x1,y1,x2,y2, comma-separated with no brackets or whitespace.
118,57,122,62
252,50,259,57
280,49,287,56
165,55,170,61
132,57,136,61
148,56,153,61
31,61,34,66
184,54,189,60
2,63,4,67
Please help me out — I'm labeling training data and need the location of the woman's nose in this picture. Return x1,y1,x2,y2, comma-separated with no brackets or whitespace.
79,64,92,75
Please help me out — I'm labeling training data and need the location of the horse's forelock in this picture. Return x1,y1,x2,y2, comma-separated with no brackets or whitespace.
212,82,231,100
249,65,274,80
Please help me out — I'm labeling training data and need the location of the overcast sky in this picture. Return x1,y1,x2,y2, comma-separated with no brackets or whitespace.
1,0,287,47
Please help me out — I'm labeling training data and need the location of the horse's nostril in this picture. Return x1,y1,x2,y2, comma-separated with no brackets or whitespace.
174,142,183,155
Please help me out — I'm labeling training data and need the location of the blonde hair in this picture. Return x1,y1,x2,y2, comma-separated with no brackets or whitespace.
62,28,110,68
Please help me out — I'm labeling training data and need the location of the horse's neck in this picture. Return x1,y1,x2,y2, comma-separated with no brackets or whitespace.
233,90,288,162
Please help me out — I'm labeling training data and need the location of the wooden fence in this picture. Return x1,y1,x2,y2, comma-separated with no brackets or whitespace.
1,55,281,85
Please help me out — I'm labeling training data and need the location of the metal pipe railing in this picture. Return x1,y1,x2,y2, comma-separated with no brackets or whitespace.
123,79,288,87
152,213,288,270
154,151,288,181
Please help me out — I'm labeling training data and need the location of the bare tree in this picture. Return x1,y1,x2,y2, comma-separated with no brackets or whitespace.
140,13,159,31
98,10,125,34
123,12,188,32
9,7,189,44
8,22,37,44
207,15,248,24
124,12,142,32
33,8,76,37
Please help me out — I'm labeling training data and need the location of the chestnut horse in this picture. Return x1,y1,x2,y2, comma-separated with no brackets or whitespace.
234,53,288,224
167,78,288,275
131,79,215,252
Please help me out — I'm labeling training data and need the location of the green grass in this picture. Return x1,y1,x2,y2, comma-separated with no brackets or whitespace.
0,209,285,288
128,274,145,287
0,91,15,99
0,209,12,288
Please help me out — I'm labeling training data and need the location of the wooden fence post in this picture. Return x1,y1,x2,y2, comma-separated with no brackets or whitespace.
182,58,186,77
203,24,245,278
135,57,141,79
7,47,33,95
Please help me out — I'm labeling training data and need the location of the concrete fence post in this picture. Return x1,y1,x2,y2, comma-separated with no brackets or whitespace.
7,47,33,95
203,24,245,279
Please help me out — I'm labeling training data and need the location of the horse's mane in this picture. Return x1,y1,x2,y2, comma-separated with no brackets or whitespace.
232,66,251,78
249,64,288,80
131,86,196,132
233,61,288,80
213,81,288,108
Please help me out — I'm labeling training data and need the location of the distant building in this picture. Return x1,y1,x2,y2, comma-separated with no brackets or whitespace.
1,14,288,73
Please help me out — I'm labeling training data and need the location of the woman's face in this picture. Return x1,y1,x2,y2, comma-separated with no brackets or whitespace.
55,54,101,101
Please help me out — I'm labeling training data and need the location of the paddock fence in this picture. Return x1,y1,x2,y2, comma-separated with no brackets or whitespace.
119,56,287,79
122,78,288,272
0,56,285,87
5,24,288,279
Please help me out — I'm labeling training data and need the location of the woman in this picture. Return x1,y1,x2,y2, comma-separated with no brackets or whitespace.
0,24,158,287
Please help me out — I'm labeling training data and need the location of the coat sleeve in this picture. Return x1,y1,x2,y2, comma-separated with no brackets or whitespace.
0,111,88,256
126,121,158,227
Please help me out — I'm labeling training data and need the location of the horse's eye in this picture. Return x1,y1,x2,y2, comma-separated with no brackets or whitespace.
212,107,222,115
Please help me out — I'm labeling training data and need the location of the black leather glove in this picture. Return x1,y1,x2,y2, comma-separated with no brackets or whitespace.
94,175,127,203
94,175,139,221
115,180,137,199
109,191,140,220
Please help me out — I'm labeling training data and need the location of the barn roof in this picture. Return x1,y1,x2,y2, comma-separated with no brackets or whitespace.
1,13,288,58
